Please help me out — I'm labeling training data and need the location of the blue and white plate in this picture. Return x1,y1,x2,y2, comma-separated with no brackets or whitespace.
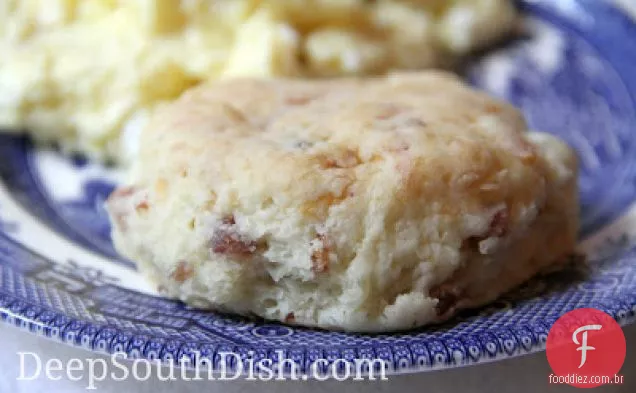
1,0,635,374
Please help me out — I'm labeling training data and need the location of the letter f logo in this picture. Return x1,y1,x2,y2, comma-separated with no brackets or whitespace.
572,324,602,368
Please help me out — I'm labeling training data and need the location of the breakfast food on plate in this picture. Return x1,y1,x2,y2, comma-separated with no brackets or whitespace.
0,0,517,163
106,71,579,332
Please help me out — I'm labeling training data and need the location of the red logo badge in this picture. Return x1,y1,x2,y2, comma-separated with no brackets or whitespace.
546,308,626,388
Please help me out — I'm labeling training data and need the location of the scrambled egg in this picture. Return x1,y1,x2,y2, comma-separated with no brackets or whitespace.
0,0,516,163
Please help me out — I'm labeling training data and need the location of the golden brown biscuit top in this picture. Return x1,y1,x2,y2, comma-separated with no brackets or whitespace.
137,72,550,231
148,71,534,158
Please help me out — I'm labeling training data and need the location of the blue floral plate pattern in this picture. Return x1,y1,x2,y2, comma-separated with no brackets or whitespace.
1,0,635,374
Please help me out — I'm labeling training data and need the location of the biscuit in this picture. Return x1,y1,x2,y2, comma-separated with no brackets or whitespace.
107,72,579,332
